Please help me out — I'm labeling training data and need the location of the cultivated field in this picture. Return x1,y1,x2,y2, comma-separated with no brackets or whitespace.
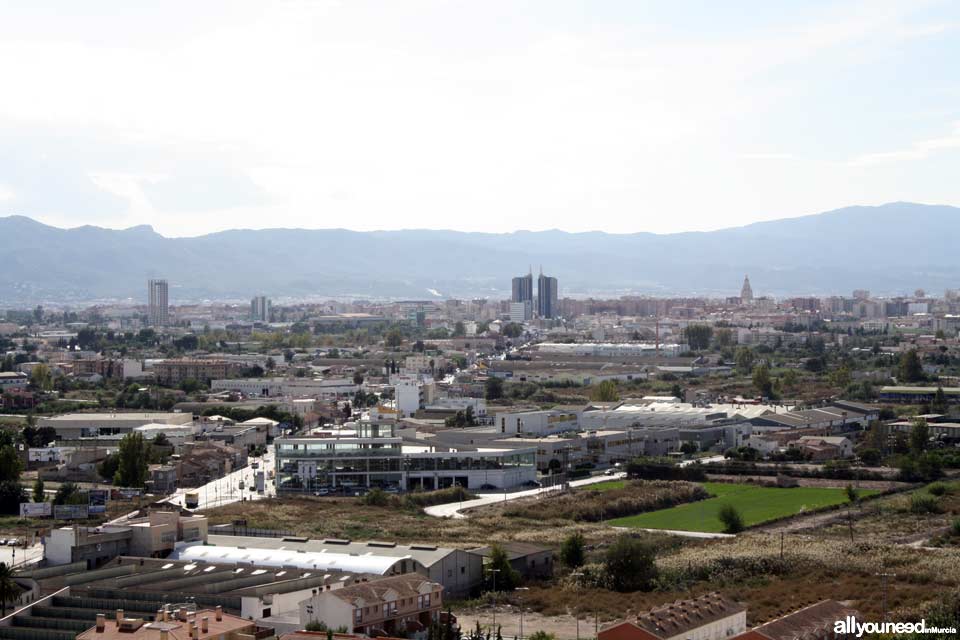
610,482,880,532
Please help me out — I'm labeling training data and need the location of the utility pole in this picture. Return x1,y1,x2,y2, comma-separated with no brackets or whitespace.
876,570,896,622
490,568,500,633
571,572,584,640
516,587,529,640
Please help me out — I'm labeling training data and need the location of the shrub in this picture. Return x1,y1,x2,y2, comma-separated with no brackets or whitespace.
604,535,658,592
718,504,745,533
910,493,942,514
402,486,475,509
927,482,951,497
362,488,389,506
952,518,960,537
528,632,556,640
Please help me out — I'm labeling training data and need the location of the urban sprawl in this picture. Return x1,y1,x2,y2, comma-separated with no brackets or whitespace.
0,274,959,640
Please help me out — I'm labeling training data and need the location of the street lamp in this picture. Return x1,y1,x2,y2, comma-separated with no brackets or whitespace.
570,572,584,640
490,568,501,632
516,587,529,640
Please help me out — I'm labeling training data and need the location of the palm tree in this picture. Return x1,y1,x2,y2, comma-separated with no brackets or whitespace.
0,562,18,617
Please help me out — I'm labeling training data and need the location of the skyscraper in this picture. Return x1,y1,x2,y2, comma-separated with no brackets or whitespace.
147,279,169,326
510,269,534,322
740,275,754,304
251,295,271,322
537,270,558,319
511,271,533,304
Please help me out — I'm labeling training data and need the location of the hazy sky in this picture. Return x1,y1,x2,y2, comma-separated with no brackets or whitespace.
1,0,958,236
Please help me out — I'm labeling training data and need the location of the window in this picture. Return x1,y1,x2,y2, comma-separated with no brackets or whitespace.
355,609,362,623
461,567,465,574
448,569,452,578
418,594,431,608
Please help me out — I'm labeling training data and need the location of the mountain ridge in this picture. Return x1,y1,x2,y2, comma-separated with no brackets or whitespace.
1,202,956,304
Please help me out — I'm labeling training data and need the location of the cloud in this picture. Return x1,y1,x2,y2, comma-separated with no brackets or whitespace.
847,121,960,166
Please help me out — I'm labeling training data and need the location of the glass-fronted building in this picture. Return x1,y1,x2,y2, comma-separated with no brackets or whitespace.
275,424,536,492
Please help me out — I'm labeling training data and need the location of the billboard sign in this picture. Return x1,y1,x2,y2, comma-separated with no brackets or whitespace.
54,504,89,520
88,489,109,514
19,502,52,518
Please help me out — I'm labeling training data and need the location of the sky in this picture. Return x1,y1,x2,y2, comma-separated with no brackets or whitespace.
0,0,958,237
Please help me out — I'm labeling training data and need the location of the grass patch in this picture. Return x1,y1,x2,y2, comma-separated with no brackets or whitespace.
609,482,879,533
582,480,627,492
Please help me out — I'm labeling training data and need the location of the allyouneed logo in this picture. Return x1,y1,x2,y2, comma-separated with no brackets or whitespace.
834,615,957,637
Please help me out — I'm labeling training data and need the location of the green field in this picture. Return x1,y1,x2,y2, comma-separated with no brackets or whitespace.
608,482,879,533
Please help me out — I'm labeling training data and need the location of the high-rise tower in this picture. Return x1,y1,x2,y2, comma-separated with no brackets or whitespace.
740,275,754,304
147,279,169,326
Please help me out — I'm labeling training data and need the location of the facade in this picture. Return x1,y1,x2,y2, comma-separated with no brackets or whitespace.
147,278,169,326
154,359,240,385
509,301,532,323
469,542,553,579
599,593,746,640
495,409,579,436
537,272,558,319
740,275,754,304
731,600,857,640
38,411,194,439
0,371,29,392
275,423,536,491
511,272,534,304
298,574,442,637
251,295,272,322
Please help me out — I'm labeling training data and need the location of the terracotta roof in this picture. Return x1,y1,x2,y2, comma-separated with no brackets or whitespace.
331,574,439,607
739,600,857,640
634,592,745,639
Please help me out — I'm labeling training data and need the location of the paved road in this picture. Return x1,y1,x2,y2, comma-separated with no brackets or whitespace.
424,473,628,519
0,542,43,569
165,446,276,510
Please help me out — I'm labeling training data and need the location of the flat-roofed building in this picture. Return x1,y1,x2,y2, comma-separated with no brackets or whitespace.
154,359,240,385
38,411,194,439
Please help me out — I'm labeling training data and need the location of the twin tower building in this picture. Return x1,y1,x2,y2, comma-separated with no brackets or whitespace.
510,268,558,321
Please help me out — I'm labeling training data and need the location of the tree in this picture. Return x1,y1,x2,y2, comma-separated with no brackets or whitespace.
845,484,859,504
752,364,773,398
98,453,120,481
559,532,585,568
718,504,744,533
734,347,754,375
829,366,852,389
29,363,52,391
591,380,620,402
52,481,83,506
353,373,364,385
115,432,149,487
484,544,520,591
715,328,734,348
604,535,658,592
910,418,930,454
528,633,556,640
32,478,45,503
485,377,504,400
899,349,924,383
931,386,949,414
780,368,799,391
502,323,523,339
265,357,276,371
453,321,467,338
0,482,25,516
385,329,403,349
0,446,23,482
684,324,713,351
0,562,17,616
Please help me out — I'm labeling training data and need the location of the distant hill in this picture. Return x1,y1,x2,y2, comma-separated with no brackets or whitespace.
1,202,957,304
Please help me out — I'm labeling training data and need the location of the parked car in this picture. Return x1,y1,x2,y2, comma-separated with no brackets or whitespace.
314,488,331,496
603,468,618,476
479,483,496,490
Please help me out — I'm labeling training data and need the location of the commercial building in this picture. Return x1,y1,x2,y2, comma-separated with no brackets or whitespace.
38,411,194,439
43,510,208,567
210,377,359,399
511,272,533,305
251,295,272,322
494,409,579,436
0,370,29,392
468,542,553,580
509,301,532,323
536,271,558,319
275,423,536,491
147,279,169,326
199,534,483,599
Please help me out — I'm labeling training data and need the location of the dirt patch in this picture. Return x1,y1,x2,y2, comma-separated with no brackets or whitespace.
706,474,908,491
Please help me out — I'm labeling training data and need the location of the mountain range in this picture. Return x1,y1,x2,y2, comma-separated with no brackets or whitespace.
1,202,956,305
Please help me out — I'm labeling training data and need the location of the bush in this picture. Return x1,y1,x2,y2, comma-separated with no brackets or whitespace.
403,486,474,509
910,493,942,514
604,535,658,592
951,518,960,538
718,504,745,533
626,459,707,482
927,482,951,497
528,632,556,640
560,532,585,568
362,488,389,506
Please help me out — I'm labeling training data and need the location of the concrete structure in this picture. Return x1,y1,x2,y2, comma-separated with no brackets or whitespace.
494,409,579,436
468,542,553,580
536,271,558,319
275,423,536,492
0,370,29,392
511,272,533,305
148,278,169,326
298,574,442,636
154,359,240,385
77,606,256,640
210,377,359,399
599,593,746,640
251,295,272,322
44,510,208,567
203,535,483,598
38,411,194,439
509,301,532,323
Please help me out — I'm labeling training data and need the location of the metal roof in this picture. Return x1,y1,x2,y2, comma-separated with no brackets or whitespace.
174,544,409,575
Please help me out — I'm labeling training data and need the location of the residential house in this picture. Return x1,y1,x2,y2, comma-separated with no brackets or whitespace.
730,600,857,640
599,593,746,640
